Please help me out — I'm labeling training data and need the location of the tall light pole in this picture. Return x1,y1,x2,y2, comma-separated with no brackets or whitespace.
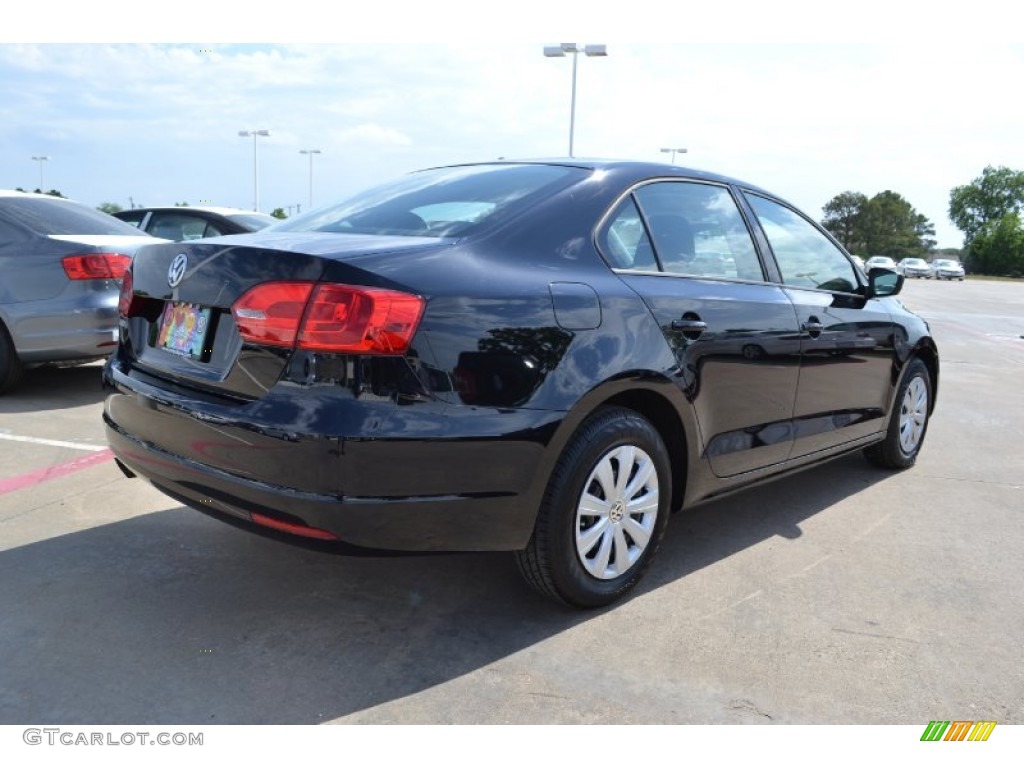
660,147,688,164
238,129,271,211
543,43,607,157
299,149,321,210
31,156,49,190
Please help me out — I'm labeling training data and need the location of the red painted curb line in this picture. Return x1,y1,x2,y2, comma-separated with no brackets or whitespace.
0,449,115,496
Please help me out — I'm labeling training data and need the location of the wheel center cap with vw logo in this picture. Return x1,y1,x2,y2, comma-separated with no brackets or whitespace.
167,253,188,288
610,499,626,522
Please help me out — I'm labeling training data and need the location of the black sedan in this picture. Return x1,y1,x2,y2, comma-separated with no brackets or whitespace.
113,206,277,241
103,160,938,607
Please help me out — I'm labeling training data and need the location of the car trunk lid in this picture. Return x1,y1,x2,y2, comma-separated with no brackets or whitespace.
119,235,445,399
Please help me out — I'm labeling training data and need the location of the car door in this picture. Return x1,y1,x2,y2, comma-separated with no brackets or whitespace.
604,180,803,477
742,192,896,459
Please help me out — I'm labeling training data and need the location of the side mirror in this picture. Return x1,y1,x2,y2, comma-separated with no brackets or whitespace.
867,267,903,297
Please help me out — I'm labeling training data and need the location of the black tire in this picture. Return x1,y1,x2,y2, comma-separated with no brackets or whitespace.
515,407,672,608
864,358,931,469
0,322,24,395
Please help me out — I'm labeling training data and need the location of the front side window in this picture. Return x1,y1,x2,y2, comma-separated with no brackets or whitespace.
745,193,859,293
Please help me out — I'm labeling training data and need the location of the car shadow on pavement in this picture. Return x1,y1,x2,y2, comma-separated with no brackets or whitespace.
0,362,108,413
0,453,890,725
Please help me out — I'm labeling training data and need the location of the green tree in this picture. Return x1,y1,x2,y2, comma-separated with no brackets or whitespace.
822,191,868,252
966,213,1024,276
821,189,934,257
860,191,935,257
270,207,287,219
97,202,123,214
949,166,1024,243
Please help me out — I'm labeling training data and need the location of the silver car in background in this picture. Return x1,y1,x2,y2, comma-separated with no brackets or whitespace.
897,257,934,279
865,255,898,272
932,258,966,281
0,190,163,393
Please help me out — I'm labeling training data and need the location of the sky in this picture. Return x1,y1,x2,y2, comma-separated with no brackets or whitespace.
2,3,1023,249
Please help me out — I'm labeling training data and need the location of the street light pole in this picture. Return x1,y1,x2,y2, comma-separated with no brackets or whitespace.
238,129,271,211
660,147,688,164
543,43,607,157
299,149,321,210
31,156,49,190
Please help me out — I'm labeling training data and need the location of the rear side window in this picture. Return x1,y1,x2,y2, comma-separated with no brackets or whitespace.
599,197,658,270
599,181,763,281
0,198,145,236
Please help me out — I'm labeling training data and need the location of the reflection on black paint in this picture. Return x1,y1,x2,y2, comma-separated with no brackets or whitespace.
453,326,572,407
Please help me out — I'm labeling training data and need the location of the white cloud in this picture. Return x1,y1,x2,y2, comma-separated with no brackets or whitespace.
333,124,413,146
2,40,1022,244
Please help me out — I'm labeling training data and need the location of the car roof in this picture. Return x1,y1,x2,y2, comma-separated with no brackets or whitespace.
0,189,76,200
421,158,775,196
123,206,268,216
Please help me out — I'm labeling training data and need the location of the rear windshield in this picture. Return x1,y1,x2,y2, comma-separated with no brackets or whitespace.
0,197,147,236
227,213,277,231
271,164,584,238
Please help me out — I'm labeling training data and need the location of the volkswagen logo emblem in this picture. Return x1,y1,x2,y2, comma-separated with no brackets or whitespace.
167,253,188,288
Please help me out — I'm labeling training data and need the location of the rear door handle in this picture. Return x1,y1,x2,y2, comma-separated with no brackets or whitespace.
671,317,707,341
670,319,707,332
801,320,824,338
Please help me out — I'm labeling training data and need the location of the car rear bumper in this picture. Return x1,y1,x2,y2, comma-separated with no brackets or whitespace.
5,291,119,363
102,360,561,552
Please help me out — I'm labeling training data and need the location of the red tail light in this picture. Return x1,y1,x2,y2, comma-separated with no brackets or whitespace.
232,282,425,355
118,268,134,317
62,253,132,280
299,285,425,354
231,282,315,347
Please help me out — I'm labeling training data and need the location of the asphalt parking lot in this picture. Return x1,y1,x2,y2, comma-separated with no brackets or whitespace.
1,278,1021,725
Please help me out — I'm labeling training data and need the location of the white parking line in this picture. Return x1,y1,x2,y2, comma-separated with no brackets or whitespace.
0,433,107,452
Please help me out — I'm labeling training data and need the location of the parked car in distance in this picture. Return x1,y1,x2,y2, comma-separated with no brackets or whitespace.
865,255,898,272
850,255,866,272
932,258,966,281
0,190,164,393
897,257,933,279
113,206,277,241
103,160,939,608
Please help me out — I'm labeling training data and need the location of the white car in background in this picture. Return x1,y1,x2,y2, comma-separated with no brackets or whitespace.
897,258,934,279
865,255,898,272
932,259,966,281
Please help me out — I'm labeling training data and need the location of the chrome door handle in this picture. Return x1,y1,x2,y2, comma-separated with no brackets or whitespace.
670,319,707,332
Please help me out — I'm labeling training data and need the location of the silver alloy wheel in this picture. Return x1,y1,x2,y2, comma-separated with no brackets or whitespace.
575,444,659,580
899,375,928,454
